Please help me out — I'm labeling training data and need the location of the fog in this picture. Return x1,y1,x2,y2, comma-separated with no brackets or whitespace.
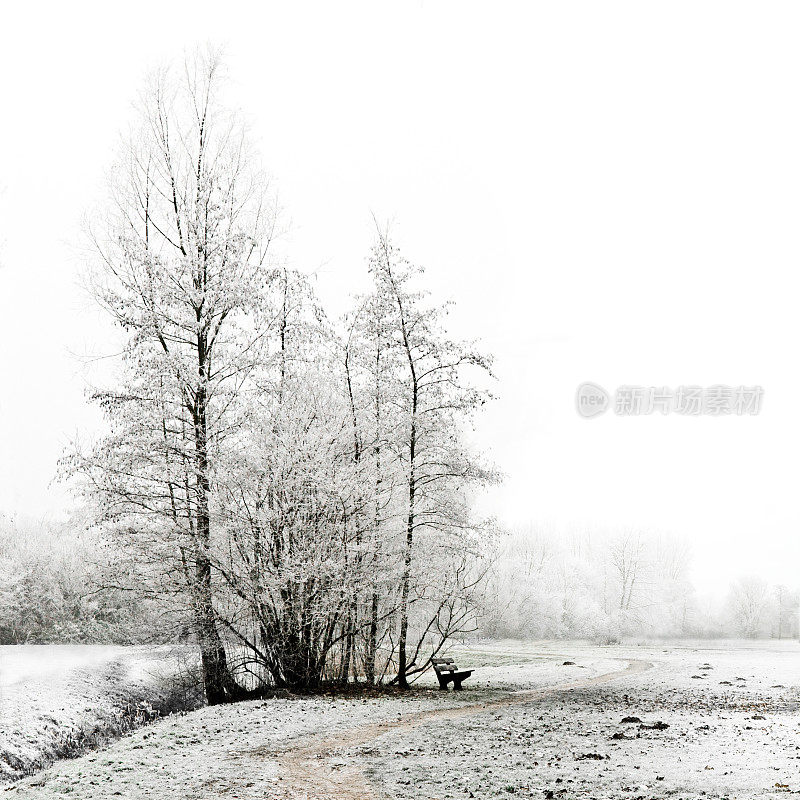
2,1,799,601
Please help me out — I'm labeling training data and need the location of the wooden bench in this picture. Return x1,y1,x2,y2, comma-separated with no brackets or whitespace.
432,657,473,690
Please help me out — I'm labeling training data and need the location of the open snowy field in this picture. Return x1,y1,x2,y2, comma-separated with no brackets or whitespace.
0,645,200,783
6,640,800,799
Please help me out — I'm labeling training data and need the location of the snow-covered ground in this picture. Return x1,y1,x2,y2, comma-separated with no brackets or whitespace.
359,641,800,799
6,640,800,799
0,646,124,689
0,645,200,783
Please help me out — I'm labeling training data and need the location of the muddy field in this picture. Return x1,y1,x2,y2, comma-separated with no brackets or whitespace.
6,640,800,799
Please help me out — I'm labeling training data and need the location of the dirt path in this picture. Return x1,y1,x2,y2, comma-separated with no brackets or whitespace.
257,656,653,800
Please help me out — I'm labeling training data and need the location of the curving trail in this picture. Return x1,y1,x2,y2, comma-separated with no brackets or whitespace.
262,656,653,800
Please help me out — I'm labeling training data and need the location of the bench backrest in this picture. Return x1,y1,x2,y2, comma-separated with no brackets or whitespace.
432,658,457,673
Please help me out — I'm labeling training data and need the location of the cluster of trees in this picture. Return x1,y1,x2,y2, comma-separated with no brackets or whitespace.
0,515,154,644
482,526,799,641
66,52,496,702
483,528,693,641
5,511,795,648
7,50,795,704
723,577,799,640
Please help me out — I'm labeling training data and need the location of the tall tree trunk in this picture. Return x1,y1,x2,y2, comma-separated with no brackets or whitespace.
365,342,383,685
193,337,235,705
341,610,354,683
394,275,419,691
366,592,379,684
194,553,233,705
397,412,416,689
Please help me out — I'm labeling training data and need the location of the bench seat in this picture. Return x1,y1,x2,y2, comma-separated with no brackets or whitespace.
432,657,473,690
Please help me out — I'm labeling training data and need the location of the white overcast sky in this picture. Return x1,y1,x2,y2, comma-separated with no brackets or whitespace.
1,2,799,595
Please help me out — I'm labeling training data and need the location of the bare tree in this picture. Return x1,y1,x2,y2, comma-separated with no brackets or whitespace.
772,584,798,639
72,48,277,703
608,532,646,613
728,577,770,638
68,51,499,698
367,227,496,688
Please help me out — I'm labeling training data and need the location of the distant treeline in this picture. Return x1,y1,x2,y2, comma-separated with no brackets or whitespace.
482,528,800,641
4,515,795,647
0,516,160,645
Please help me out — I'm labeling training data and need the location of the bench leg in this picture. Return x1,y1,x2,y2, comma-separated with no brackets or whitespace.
453,678,463,690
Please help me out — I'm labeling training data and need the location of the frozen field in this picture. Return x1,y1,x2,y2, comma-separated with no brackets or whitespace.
0,645,199,783
6,640,800,799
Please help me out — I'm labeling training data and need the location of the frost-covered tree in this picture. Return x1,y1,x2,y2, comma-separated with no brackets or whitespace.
727,576,771,638
69,51,497,697
0,515,150,644
366,228,497,688
772,584,799,639
208,269,376,688
483,527,701,640
71,49,278,703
